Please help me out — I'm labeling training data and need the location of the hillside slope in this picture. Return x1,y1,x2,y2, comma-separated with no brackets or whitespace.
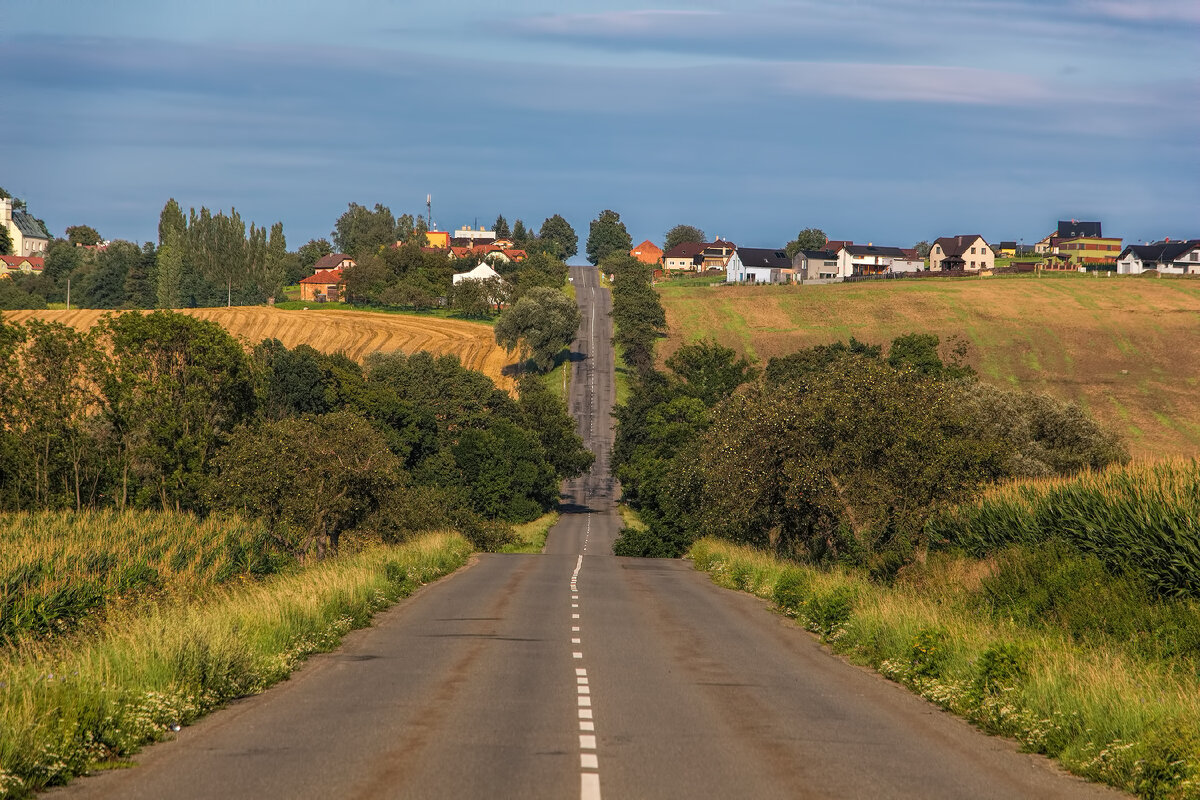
658,274,1200,458
3,306,516,391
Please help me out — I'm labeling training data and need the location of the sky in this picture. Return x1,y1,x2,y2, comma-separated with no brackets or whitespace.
2,0,1197,252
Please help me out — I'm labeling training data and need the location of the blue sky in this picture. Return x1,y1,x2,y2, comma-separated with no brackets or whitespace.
3,1,1197,252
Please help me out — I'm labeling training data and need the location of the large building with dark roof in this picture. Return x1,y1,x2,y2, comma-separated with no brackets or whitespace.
1,197,50,257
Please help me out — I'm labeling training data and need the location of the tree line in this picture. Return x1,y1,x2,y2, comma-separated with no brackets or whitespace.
0,312,593,553
609,267,1128,576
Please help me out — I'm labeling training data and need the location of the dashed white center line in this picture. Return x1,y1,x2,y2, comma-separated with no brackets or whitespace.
572,523,600,800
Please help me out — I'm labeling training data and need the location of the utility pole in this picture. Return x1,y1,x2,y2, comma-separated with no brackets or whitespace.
227,275,232,308
66,278,70,310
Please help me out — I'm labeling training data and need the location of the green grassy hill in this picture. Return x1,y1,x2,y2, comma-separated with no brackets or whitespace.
657,273,1200,458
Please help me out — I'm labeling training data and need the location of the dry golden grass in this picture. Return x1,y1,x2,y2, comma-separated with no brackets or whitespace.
658,275,1200,458
4,307,517,391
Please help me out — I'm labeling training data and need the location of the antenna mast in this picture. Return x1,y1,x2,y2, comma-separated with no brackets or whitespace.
426,194,432,229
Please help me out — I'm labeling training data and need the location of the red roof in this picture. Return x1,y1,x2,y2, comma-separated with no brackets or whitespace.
0,255,44,270
299,268,344,285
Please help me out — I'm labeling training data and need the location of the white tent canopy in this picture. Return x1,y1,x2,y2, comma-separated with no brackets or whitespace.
452,263,501,285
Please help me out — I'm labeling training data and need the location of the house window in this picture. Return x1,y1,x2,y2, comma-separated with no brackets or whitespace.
970,261,976,268
971,247,976,254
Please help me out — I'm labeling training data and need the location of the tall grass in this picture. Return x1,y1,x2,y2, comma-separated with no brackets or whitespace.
690,538,1200,799
0,510,293,643
927,459,1200,598
0,531,470,798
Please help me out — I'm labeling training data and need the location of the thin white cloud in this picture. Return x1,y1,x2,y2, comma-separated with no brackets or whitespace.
1073,0,1200,23
516,9,724,36
775,62,1056,106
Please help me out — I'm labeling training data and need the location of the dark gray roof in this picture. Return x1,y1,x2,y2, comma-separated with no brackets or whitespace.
11,211,48,241
797,249,837,260
933,235,988,257
1118,240,1200,264
844,244,908,258
1058,220,1102,239
737,247,791,269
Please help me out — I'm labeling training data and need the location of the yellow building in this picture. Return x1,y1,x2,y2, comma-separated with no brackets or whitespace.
1051,236,1122,267
425,230,451,248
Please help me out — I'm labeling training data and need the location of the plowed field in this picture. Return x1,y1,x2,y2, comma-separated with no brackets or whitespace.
3,306,516,391
658,274,1200,459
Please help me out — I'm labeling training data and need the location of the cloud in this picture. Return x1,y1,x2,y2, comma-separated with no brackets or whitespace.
515,9,724,37
774,62,1056,105
1073,0,1200,23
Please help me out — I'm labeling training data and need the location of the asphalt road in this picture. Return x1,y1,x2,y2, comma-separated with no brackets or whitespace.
54,266,1123,799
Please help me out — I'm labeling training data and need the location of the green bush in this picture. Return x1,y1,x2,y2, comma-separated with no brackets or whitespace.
612,526,676,558
807,585,856,636
908,627,949,679
772,568,811,617
969,642,1027,704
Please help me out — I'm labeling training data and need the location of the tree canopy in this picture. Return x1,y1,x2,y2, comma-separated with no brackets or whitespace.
538,214,578,260
664,224,705,253
785,228,827,258
493,215,511,239
585,209,632,265
65,226,102,247
494,286,581,372
332,202,398,258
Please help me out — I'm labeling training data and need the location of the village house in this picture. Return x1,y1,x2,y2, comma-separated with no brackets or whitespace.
1,198,50,258
726,247,792,283
836,244,908,277
451,226,497,247
313,253,356,272
701,240,737,270
299,269,345,302
630,240,663,266
424,230,451,248
1035,220,1104,255
1116,240,1200,275
0,254,45,277
662,241,705,272
791,249,839,281
298,254,355,301
929,235,994,271
890,248,926,272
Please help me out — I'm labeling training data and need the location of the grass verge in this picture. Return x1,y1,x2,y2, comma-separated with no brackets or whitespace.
689,537,1200,799
500,512,560,554
0,532,471,798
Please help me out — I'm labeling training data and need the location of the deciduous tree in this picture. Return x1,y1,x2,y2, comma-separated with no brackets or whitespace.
663,224,705,253
785,228,827,258
210,412,401,556
494,287,582,372
586,209,632,265
65,225,102,247
332,202,397,258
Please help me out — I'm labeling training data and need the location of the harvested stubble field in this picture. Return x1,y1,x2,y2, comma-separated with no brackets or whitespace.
658,274,1200,458
3,306,516,391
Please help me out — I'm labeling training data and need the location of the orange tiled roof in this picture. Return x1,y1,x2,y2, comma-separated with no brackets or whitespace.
299,268,344,284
